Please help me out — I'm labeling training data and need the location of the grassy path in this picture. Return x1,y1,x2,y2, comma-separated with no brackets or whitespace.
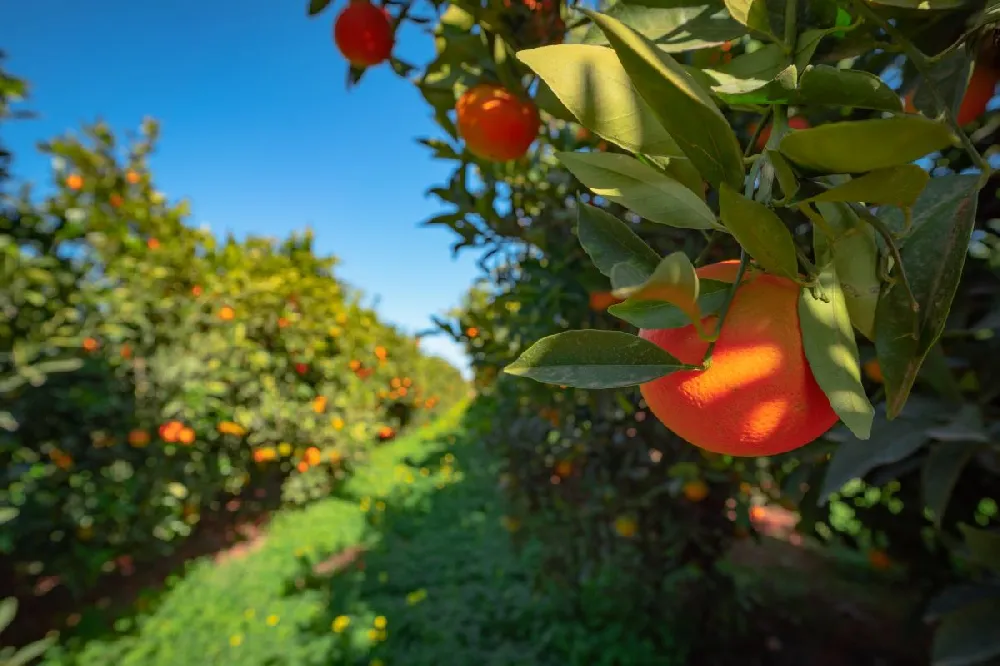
42,404,602,666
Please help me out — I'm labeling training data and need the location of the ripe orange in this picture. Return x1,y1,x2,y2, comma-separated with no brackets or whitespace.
66,173,83,190
466,326,479,338
147,238,160,251
219,306,235,321
588,291,622,311
639,260,837,457
82,337,100,352
305,447,322,466
863,359,884,384
125,170,141,184
868,549,892,570
334,1,393,68
177,427,196,445
374,346,388,361
456,83,540,162
128,429,150,447
753,115,810,151
159,420,184,443
109,193,124,208
682,479,709,502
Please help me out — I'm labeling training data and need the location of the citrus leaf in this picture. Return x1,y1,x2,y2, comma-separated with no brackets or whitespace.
931,598,1000,666
534,79,577,123
580,2,746,52
799,263,874,439
797,65,904,111
778,116,956,174
925,585,1000,623
813,202,880,340
768,149,799,199
724,0,775,38
926,404,989,443
611,252,713,338
0,597,16,633
583,8,745,189
959,525,1000,571
819,411,931,503
307,0,332,16
558,152,722,230
922,442,977,528
799,165,930,208
504,330,692,388
911,48,973,121
517,44,687,159
718,183,798,280
577,203,661,290
609,279,730,329
5,636,55,666
874,265,921,420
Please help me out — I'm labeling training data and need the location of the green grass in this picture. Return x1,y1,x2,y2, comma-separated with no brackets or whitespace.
42,402,681,666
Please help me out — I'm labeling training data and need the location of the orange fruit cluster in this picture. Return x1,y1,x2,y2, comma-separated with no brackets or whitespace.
159,420,195,445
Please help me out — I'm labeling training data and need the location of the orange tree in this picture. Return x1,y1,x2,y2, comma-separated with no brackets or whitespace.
1,100,465,596
313,0,1000,662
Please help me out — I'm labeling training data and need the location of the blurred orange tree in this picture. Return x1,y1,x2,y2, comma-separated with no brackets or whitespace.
1,95,465,594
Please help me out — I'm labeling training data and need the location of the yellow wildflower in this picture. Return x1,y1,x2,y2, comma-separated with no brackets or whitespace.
332,615,351,633
230,634,243,647
373,616,387,630
266,614,279,626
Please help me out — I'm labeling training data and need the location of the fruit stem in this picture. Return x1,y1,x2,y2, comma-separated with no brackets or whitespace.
847,0,991,188
700,249,749,369
851,203,920,315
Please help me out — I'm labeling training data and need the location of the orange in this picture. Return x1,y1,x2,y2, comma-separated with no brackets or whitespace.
125,170,141,184
456,83,539,162
466,326,479,338
159,420,183,442
82,337,100,352
374,345,388,361
334,1,393,68
109,193,124,208
305,447,322,465
313,396,328,413
278,317,290,329
554,460,573,478
147,238,160,250
66,173,83,190
639,260,837,457
127,429,150,447
863,359,884,384
177,427,195,445
219,306,235,321
588,291,622,311
868,549,892,570
297,461,310,473
192,285,203,297
682,479,709,502
752,115,810,151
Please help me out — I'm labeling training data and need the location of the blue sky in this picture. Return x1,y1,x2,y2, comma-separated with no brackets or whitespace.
2,0,480,374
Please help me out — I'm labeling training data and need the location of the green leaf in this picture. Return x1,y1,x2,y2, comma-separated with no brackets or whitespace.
871,0,968,8
0,597,16,634
517,45,688,159
611,252,714,338
925,585,1000,623
558,152,722,230
583,8,745,189
307,0,332,16
797,65,905,112
801,166,930,208
819,411,931,503
926,404,989,443
701,44,785,95
931,598,1000,666
911,48,973,121
534,79,577,123
718,183,798,280
609,279,730,329
768,149,799,199
813,202,880,340
580,3,746,52
504,330,692,388
577,203,661,289
960,525,1000,571
799,263,874,439
0,507,17,526
778,116,956,174
874,265,921,420
723,0,775,38
899,174,980,355
922,443,976,527
5,636,55,666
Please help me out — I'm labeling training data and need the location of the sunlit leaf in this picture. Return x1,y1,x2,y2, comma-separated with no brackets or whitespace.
576,203,661,290
718,183,798,280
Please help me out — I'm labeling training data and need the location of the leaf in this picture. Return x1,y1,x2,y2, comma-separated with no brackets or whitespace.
778,116,956,174
931,598,1000,666
797,65,905,112
518,45,688,158
0,597,16,633
504,330,692,388
959,525,1000,571
5,636,55,666
576,203,661,290
925,585,1000,623
0,507,17,526
799,263,874,439
611,252,713,338
583,8,745,189
922,443,976,527
307,0,332,16
609,279,730,329
871,0,969,9
558,152,722,230
701,44,785,95
799,166,929,208
724,0,775,38
911,48,974,121
580,2,746,52
926,404,989,443
813,202,880,340
819,412,931,503
534,79,577,123
718,183,798,280
768,150,799,199
874,266,922,420
899,174,980,355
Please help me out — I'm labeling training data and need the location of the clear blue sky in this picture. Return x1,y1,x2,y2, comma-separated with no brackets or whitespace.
2,0,480,374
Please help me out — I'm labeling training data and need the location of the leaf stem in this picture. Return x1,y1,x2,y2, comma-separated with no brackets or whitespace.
848,0,991,188
701,249,748,368
850,203,920,315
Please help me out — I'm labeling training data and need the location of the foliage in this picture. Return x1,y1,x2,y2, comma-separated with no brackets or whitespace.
315,0,1000,661
1,106,466,598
